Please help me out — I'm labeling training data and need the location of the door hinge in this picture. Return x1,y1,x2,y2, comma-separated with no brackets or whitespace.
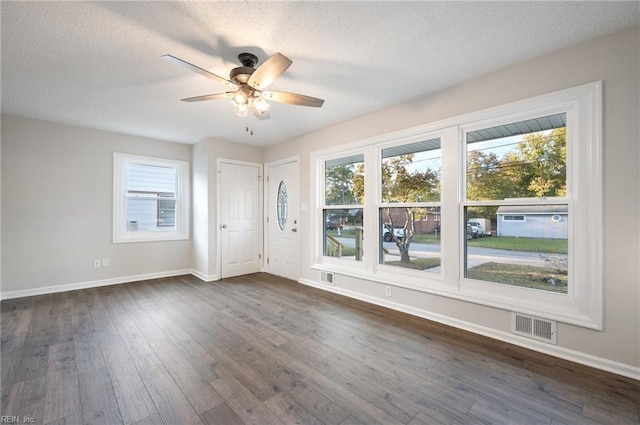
267,258,269,264
259,253,262,259
267,216,269,223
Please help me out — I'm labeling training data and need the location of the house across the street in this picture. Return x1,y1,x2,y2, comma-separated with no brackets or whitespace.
496,204,568,239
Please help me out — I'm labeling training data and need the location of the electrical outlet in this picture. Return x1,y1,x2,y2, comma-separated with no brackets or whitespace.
93,259,102,269
102,258,110,267
385,286,392,297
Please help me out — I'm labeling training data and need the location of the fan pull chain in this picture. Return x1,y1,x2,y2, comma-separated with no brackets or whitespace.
245,125,254,136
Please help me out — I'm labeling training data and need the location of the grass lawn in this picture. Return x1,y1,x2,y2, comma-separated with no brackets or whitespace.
340,246,356,257
384,257,441,270
467,262,568,293
468,236,567,254
413,234,567,254
411,233,442,244
327,229,359,238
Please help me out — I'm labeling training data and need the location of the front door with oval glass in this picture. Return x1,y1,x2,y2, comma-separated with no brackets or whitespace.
277,180,288,231
267,160,299,280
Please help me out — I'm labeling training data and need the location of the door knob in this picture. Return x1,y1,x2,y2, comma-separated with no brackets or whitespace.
221,224,227,229
291,228,298,232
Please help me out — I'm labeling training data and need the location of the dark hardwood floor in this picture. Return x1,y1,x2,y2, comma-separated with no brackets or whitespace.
1,273,638,425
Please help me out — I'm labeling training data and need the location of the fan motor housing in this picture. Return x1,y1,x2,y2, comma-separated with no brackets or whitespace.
230,66,255,84
231,53,259,84
238,52,258,67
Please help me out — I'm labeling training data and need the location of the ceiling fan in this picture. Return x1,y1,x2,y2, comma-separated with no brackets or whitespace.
163,52,324,120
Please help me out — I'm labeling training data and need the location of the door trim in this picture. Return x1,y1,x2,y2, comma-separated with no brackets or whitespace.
216,158,264,279
264,156,300,280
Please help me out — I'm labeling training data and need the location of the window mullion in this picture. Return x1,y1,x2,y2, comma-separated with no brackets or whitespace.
363,147,378,271
440,125,461,286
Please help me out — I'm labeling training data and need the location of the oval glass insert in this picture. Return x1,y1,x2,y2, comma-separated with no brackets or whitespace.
277,180,288,231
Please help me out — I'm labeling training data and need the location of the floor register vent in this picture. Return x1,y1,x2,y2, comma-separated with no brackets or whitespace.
320,272,334,286
511,313,557,344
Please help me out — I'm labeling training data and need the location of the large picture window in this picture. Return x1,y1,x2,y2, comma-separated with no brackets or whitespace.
113,153,190,243
322,154,365,263
463,114,568,294
312,82,602,329
379,138,442,274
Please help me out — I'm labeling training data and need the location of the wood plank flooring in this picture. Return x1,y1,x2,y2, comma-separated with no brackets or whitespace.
1,273,639,425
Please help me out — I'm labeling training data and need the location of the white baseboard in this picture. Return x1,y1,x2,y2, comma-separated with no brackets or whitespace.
299,277,640,381
191,269,219,282
0,269,194,300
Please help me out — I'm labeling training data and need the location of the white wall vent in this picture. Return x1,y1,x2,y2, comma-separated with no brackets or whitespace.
320,272,334,286
511,313,557,344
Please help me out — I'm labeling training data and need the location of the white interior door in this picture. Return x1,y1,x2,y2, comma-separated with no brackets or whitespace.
266,160,299,280
219,161,262,278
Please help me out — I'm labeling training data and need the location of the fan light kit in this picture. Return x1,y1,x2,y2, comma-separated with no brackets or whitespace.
163,51,324,121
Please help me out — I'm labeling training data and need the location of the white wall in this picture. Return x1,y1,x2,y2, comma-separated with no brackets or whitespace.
1,119,263,293
192,141,212,278
1,116,193,296
191,138,262,280
264,26,640,374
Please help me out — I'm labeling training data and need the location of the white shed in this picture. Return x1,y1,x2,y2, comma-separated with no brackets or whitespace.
496,205,567,239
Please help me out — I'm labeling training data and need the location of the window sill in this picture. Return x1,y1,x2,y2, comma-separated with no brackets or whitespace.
311,262,601,330
113,232,189,244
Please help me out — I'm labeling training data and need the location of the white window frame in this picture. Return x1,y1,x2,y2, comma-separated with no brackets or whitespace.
376,133,444,279
113,153,190,243
317,149,367,271
458,82,602,329
312,81,602,330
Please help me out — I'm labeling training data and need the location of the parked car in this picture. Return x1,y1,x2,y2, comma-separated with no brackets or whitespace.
468,222,480,238
326,220,342,230
382,224,404,242
466,223,473,240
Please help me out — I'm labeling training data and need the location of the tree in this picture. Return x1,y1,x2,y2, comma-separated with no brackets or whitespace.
351,162,365,204
466,150,514,201
466,150,514,220
466,128,567,202
325,164,360,205
465,128,566,226
381,155,440,263
516,127,567,197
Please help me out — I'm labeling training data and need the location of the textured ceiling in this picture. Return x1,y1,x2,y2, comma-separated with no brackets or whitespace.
2,1,639,146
